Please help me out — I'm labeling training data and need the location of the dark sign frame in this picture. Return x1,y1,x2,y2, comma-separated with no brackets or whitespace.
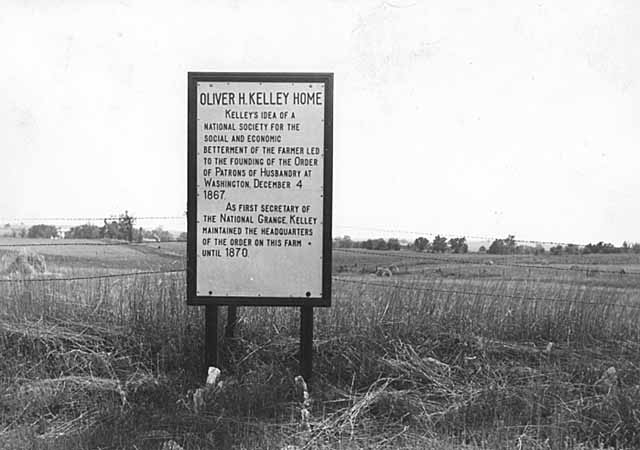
187,72,333,307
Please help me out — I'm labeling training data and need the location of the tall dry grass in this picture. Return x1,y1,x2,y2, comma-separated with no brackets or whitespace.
1,252,639,449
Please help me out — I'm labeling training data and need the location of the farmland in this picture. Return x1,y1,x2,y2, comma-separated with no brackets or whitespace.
1,239,640,449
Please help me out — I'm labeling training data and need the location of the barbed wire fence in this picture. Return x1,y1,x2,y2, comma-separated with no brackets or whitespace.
0,215,186,222
0,214,596,244
1,215,637,271
0,239,635,275
1,267,638,311
1,215,639,312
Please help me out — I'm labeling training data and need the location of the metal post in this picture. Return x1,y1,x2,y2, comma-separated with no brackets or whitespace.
205,305,219,368
225,306,237,338
300,306,314,381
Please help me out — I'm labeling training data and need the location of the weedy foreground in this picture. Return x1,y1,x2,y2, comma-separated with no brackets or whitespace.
1,245,639,449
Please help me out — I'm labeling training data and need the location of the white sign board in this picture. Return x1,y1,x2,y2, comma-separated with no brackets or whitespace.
188,74,332,304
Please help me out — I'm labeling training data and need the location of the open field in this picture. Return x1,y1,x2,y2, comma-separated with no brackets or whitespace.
0,238,185,272
1,242,640,449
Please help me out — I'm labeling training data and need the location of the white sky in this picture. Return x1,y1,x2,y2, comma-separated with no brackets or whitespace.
0,0,638,245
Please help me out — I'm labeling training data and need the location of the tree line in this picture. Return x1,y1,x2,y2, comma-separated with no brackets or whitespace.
5,212,186,242
334,233,640,255
8,219,639,254
333,235,469,253
549,241,640,255
485,235,640,255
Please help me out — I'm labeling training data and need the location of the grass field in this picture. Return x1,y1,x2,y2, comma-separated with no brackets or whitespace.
1,239,640,449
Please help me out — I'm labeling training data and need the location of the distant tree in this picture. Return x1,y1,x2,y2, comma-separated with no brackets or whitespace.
517,244,549,255
565,244,581,255
583,241,618,254
101,220,120,239
372,238,388,250
27,224,58,239
432,235,448,253
333,235,355,248
478,245,487,253
102,211,135,241
120,211,135,242
549,245,563,255
66,223,101,239
515,245,533,254
3,223,10,228
136,227,144,243
515,244,545,255
504,235,517,253
488,235,517,255
487,239,503,254
151,227,173,242
413,237,429,252
178,232,187,241
359,238,390,250
448,237,468,254
387,238,401,251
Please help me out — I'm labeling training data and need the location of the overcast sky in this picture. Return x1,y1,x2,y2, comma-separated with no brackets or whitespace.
0,0,638,245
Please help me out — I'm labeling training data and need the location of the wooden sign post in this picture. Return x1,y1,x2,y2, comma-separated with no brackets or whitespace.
187,72,333,380
205,305,218,367
300,306,314,381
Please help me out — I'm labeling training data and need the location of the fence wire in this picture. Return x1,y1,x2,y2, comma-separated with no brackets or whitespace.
2,215,620,247
0,215,185,222
332,276,640,310
1,218,639,302
0,268,185,283
1,240,635,277
0,240,187,248
1,266,639,311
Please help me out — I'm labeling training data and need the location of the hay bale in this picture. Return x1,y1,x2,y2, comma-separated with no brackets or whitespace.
374,267,393,277
9,261,36,277
4,249,46,277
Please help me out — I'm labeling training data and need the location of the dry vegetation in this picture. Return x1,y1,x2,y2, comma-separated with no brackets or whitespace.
1,241,640,449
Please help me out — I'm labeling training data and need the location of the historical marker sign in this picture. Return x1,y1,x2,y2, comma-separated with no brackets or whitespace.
187,73,333,306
